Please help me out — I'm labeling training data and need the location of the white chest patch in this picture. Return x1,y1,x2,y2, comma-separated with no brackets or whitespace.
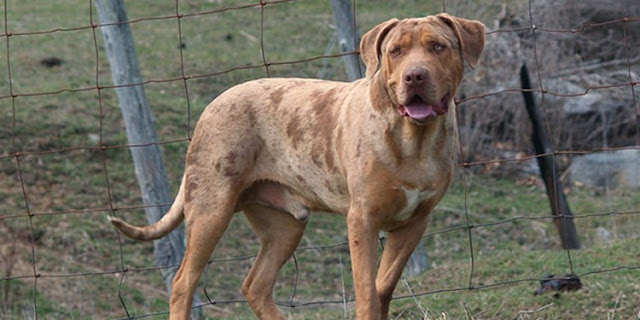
394,187,437,222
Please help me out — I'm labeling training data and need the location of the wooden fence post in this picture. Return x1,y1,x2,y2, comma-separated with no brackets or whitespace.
95,0,200,316
330,0,365,81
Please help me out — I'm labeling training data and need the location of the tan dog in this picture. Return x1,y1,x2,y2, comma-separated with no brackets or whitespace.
109,13,484,320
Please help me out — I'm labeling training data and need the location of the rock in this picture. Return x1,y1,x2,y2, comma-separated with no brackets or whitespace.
40,56,64,67
595,227,613,244
568,150,640,190
87,133,100,144
544,78,627,116
518,157,541,176
562,90,604,116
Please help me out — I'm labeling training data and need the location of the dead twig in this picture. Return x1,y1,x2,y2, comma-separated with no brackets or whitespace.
518,302,554,317
547,56,640,78
607,290,623,320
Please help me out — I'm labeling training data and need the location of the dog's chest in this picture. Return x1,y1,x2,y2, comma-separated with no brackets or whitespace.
393,187,437,221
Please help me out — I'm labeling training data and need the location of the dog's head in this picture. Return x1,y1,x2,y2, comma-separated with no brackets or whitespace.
360,14,485,124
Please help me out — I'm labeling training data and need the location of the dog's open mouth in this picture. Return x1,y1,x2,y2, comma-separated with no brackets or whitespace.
397,93,450,122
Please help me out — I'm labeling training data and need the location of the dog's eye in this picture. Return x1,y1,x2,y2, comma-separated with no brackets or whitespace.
432,43,446,53
390,47,402,56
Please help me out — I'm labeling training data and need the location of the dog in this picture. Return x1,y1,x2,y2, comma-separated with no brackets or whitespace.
108,13,485,320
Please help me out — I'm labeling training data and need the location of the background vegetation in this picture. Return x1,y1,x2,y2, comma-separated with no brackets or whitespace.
1,0,638,319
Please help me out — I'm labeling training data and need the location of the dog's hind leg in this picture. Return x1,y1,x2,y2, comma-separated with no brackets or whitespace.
242,204,306,320
169,189,237,320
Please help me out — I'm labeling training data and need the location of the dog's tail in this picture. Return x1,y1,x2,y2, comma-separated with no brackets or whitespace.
107,176,186,241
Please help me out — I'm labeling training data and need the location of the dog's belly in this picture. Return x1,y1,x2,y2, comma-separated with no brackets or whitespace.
238,179,347,222
238,181,310,221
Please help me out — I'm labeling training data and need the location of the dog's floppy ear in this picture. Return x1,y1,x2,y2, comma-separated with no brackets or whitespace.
436,13,485,69
360,18,399,78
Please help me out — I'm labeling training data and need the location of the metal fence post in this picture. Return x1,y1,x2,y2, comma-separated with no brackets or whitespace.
520,62,580,249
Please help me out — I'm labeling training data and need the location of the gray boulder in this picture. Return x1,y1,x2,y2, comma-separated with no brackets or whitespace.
568,150,640,190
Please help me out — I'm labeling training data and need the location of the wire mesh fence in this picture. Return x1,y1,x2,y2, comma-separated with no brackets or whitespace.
1,0,639,319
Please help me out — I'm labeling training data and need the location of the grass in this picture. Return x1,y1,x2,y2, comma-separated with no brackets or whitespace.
1,0,639,319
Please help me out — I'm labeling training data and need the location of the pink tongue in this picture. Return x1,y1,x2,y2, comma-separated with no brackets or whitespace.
404,101,437,119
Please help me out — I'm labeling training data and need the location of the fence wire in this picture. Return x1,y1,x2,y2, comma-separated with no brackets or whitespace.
1,0,639,319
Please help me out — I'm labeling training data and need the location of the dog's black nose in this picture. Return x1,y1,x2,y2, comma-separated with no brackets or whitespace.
403,66,429,86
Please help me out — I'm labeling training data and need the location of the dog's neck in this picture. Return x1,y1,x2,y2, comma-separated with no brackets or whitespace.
367,73,453,164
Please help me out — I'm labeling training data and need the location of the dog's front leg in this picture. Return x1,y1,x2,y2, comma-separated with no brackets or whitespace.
347,209,382,319
376,215,429,318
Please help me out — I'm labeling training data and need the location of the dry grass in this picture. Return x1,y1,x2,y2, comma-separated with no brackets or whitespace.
452,0,640,162
1,1,639,319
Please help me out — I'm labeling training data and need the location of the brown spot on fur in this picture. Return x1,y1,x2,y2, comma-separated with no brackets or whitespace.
295,175,305,183
269,87,285,106
243,102,257,127
214,152,240,177
186,151,197,168
313,88,337,106
309,88,339,171
252,136,264,163
335,127,344,164
185,180,198,203
288,87,338,155
286,115,303,150
223,167,240,177
185,129,205,167
228,152,236,164
324,146,336,173
188,137,200,155
312,89,338,114
324,180,335,193
383,127,402,165
311,154,323,169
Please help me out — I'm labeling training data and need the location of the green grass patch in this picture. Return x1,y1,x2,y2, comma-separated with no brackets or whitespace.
1,1,638,319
